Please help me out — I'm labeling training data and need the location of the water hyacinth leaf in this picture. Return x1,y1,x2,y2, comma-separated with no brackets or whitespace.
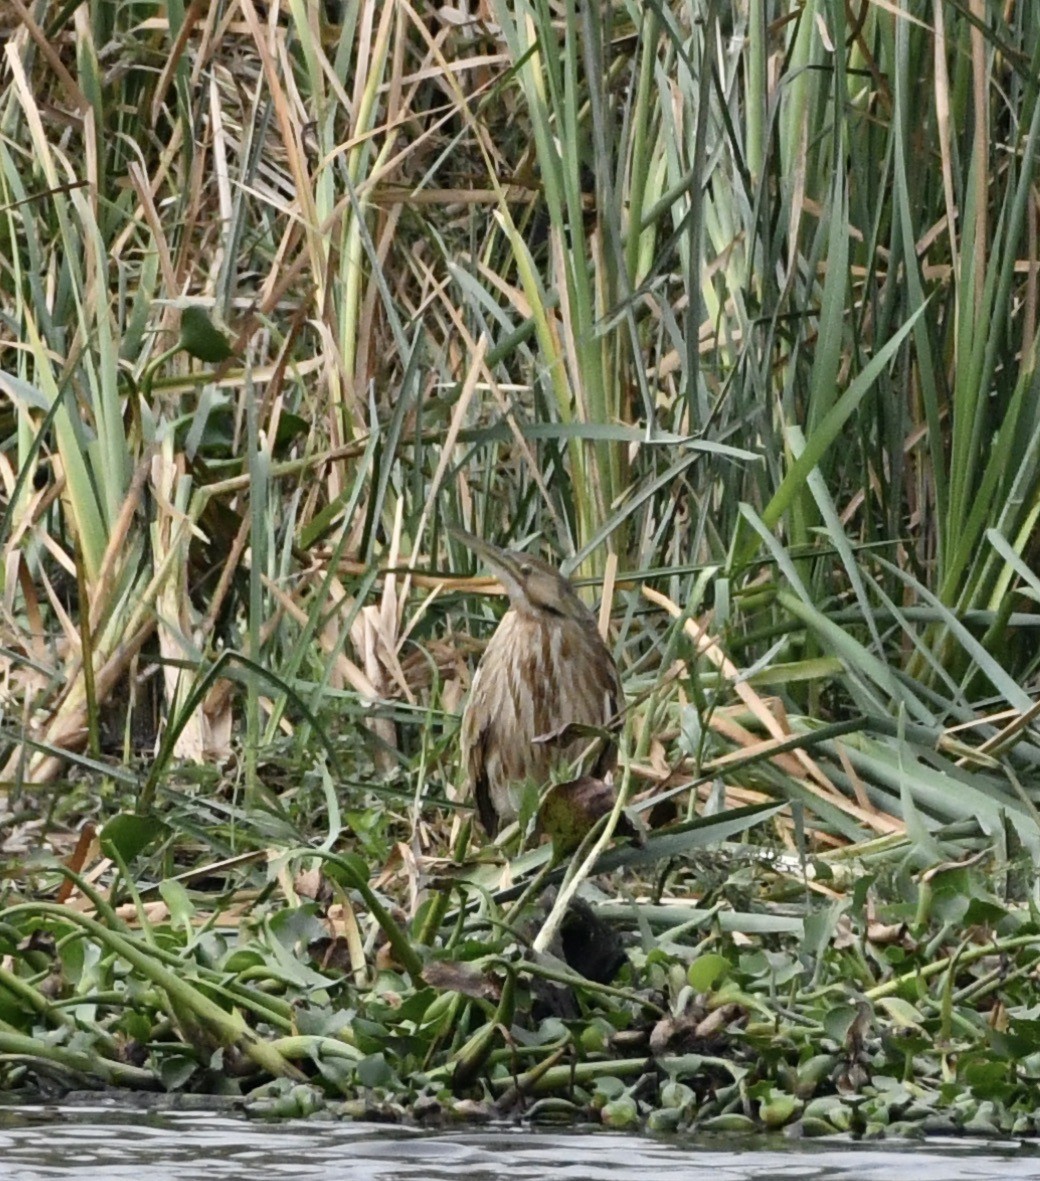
157,1053,198,1091
686,953,732,993
313,1048,360,1093
875,996,925,1032
593,1075,627,1102
356,1052,395,1089
823,1004,866,1047
158,879,195,933
579,1017,616,1055
99,812,166,863
801,902,848,967
758,1088,802,1129
223,948,268,975
929,870,973,924
660,1081,696,1111
962,1059,1013,1101
997,1017,1040,1060
600,1095,640,1128
268,904,327,954
322,851,372,892
962,896,1011,928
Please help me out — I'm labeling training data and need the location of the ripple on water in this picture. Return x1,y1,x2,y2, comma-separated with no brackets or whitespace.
0,1105,1038,1181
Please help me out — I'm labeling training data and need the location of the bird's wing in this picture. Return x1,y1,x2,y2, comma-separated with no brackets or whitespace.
462,667,499,836
469,723,499,836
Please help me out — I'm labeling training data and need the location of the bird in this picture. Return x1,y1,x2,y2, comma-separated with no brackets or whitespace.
454,528,622,837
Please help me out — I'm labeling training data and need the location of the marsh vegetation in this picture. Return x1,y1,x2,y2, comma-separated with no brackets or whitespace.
3,0,1040,1136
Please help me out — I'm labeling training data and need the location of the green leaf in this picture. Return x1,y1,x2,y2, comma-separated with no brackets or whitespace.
274,411,309,454
963,896,1010,928
687,953,731,993
157,1052,198,1091
822,1004,861,1045
875,996,924,1032
759,1088,802,1128
99,812,165,863
600,1095,639,1128
356,1052,394,1089
962,1058,1012,1100
158,880,195,932
733,301,929,570
179,306,234,363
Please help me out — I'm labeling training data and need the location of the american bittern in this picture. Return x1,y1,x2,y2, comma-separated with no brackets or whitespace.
456,530,622,836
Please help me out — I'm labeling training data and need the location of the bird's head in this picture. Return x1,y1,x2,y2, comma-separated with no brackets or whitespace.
451,528,590,622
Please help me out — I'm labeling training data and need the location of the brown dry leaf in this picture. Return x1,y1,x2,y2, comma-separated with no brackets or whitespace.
831,913,857,950
294,865,324,901
56,823,98,904
695,1003,743,1038
422,959,501,1002
325,901,367,984
919,849,989,881
440,674,463,718
0,818,47,857
538,775,616,855
395,840,422,916
279,572,377,697
647,736,671,779
648,1007,740,1056
371,842,404,892
866,920,909,946
350,603,399,769
62,856,116,912
644,587,901,837
309,934,357,974
116,900,172,925
152,443,231,763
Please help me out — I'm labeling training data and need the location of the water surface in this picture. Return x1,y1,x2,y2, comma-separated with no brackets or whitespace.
2,1103,1039,1181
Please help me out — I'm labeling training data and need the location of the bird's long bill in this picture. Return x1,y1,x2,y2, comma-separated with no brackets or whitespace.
447,525,523,584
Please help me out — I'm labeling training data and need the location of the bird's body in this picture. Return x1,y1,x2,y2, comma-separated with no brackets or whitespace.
457,533,621,836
